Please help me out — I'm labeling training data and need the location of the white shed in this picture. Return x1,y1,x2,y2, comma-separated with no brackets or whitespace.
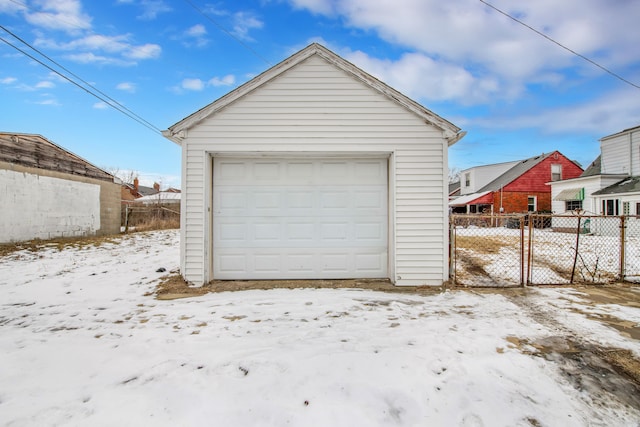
163,43,464,286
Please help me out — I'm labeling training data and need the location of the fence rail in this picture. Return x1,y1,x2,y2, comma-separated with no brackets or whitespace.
450,214,640,287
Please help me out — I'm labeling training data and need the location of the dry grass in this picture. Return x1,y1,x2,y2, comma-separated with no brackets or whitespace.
127,217,180,232
0,234,121,257
454,234,520,254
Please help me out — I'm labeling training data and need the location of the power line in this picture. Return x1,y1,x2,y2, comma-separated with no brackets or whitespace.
182,0,272,66
478,0,640,90
0,34,162,135
0,25,163,135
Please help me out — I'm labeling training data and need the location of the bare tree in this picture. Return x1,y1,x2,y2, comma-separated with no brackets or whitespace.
448,167,461,183
104,167,138,185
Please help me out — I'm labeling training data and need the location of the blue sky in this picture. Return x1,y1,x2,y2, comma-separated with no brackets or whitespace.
1,0,639,188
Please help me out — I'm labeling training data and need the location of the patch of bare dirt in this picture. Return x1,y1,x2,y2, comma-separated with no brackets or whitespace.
507,335,640,410
153,273,446,300
502,288,640,412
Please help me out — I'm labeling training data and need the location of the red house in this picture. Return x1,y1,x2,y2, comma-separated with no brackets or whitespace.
450,151,583,214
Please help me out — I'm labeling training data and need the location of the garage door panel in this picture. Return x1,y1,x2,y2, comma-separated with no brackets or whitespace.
355,253,386,272
214,248,387,279
286,222,315,241
213,157,388,279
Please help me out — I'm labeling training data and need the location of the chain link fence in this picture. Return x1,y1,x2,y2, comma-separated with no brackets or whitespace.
450,214,640,287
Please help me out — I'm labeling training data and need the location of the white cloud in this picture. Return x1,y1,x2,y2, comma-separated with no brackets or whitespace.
470,88,640,136
35,34,161,64
287,0,335,15
35,80,55,89
124,43,161,59
209,74,235,87
93,101,109,109
185,24,207,37
175,75,236,93
181,78,205,91
34,97,60,106
182,24,209,48
64,52,132,66
0,0,23,13
135,0,172,20
231,11,264,41
346,50,500,104
24,0,91,33
116,82,136,92
288,0,640,98
1,77,17,84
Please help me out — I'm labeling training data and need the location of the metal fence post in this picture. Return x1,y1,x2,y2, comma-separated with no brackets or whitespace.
620,215,626,281
526,215,534,285
570,214,582,284
449,223,456,282
520,216,525,286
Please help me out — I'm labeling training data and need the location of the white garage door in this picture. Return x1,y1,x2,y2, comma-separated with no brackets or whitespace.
213,157,388,279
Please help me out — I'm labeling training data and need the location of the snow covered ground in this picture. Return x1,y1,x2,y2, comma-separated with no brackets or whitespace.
1,230,639,426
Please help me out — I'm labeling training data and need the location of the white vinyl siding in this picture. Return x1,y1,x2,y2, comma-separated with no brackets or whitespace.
180,54,449,286
459,161,519,195
601,129,640,175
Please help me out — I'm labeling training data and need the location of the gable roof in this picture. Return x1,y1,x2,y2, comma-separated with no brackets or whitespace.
580,155,601,177
163,43,464,146
477,153,554,192
0,132,114,182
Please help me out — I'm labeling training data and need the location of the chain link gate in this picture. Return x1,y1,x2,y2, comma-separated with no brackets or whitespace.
450,214,639,287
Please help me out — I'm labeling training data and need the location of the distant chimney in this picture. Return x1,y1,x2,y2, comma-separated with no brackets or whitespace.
133,177,139,191
153,182,160,191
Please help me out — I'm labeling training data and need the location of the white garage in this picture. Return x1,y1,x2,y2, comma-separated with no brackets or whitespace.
213,157,388,279
163,43,464,286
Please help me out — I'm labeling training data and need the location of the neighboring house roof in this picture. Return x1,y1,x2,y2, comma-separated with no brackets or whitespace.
477,153,552,192
592,176,640,196
137,185,159,197
163,43,465,146
133,192,181,204
449,191,492,207
580,155,602,177
599,124,640,141
449,181,461,196
0,132,114,182
122,182,160,197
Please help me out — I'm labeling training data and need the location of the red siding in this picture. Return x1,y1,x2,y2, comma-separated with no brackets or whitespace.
503,151,583,192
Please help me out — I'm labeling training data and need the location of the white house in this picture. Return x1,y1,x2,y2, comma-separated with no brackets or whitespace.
551,125,640,233
163,43,465,286
459,160,518,196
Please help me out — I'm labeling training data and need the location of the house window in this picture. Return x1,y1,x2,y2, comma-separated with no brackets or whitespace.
551,164,562,181
464,173,470,187
623,201,630,215
527,196,537,212
637,202,640,216
602,199,619,216
565,200,583,211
